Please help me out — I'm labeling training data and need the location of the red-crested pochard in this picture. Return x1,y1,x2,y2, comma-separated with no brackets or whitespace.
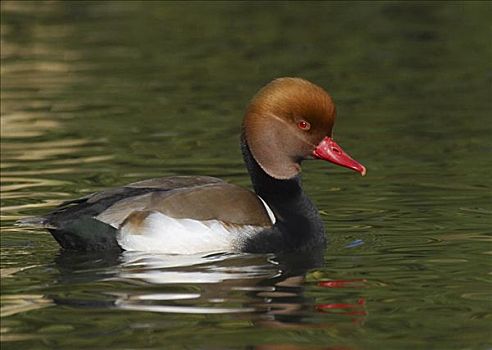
20,78,366,254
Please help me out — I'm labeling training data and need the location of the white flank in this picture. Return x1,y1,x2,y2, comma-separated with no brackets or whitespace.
117,211,263,254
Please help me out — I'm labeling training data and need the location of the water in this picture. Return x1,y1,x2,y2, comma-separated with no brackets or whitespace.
1,2,491,349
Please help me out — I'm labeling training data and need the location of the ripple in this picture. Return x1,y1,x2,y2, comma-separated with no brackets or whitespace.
2,138,103,161
115,302,256,314
0,294,53,318
459,207,492,215
461,292,491,301
0,112,60,139
0,177,68,192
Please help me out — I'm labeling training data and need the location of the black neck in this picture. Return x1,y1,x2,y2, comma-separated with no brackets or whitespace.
240,134,302,198
240,133,325,250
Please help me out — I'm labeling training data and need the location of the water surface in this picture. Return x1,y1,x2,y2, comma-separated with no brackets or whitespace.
1,2,491,349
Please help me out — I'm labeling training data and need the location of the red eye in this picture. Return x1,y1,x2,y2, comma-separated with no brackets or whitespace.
297,120,311,130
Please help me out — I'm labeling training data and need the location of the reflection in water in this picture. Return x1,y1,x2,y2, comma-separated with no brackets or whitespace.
114,252,278,314
118,252,278,284
47,249,367,331
0,248,370,348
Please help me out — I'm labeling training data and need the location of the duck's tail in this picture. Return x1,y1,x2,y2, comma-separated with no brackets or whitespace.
16,216,55,229
17,215,121,251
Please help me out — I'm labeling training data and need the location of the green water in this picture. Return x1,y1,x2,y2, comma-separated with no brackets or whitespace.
1,2,491,349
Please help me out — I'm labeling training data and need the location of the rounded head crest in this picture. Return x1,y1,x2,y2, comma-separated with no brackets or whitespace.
243,77,337,179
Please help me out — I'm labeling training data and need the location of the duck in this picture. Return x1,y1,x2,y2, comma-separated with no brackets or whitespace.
19,77,366,254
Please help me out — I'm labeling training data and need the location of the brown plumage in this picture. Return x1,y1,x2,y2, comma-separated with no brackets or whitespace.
98,179,273,228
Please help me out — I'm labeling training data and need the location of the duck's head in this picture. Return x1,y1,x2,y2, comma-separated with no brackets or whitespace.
243,77,366,179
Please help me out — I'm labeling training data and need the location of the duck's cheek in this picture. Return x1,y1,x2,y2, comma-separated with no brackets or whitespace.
295,139,319,162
